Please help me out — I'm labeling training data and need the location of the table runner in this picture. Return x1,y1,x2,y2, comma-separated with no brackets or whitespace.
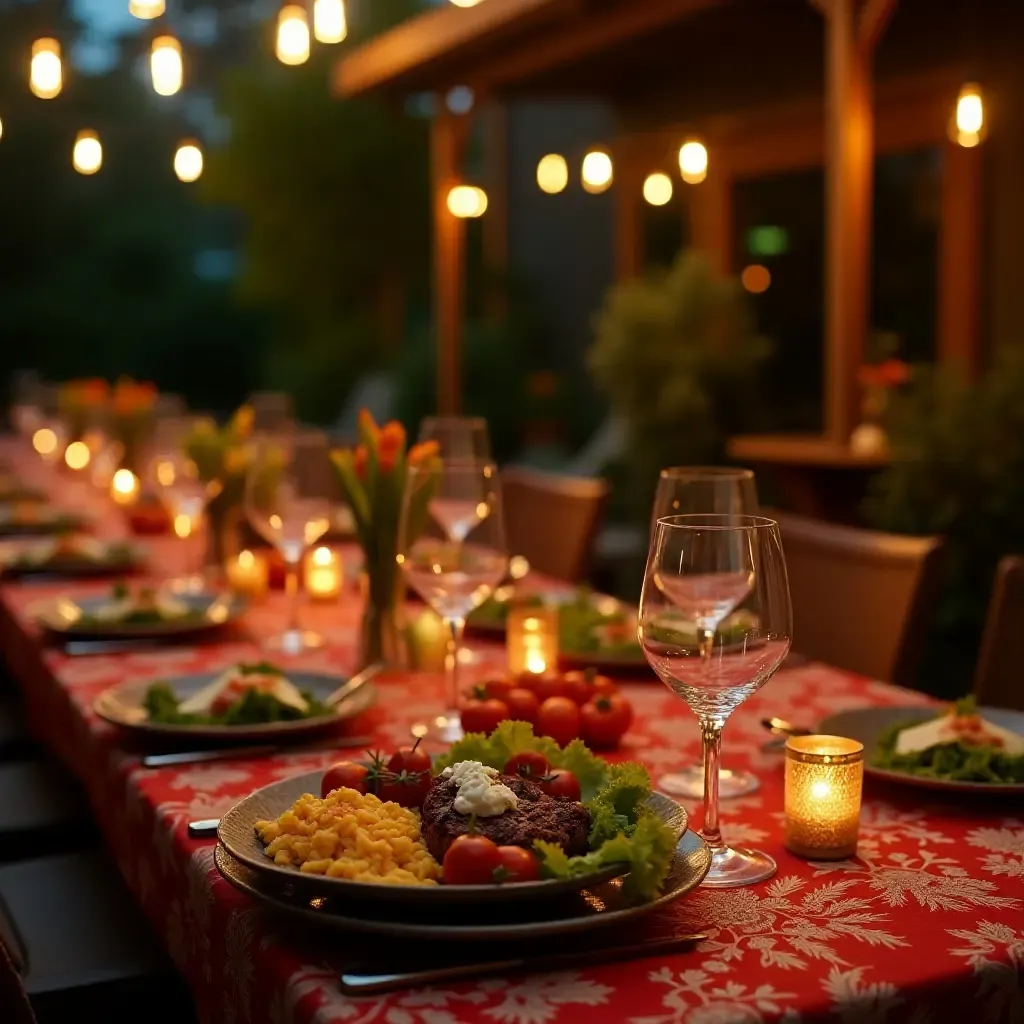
1,463,1022,1023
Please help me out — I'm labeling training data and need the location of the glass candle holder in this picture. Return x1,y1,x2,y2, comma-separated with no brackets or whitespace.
305,545,342,601
226,548,269,601
785,735,864,860
406,608,448,671
110,468,141,507
507,605,559,676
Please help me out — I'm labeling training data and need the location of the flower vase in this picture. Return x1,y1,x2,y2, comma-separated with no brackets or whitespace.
204,500,241,585
359,564,405,668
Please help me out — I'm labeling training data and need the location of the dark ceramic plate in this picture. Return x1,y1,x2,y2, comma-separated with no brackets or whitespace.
0,540,144,579
218,770,689,906
215,828,710,941
0,509,88,536
820,705,1024,796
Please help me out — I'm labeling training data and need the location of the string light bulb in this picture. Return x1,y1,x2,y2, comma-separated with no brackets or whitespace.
0,117,4,142
581,150,613,194
314,0,347,43
446,185,488,218
449,0,483,6
30,38,62,99
537,154,568,194
151,36,183,96
952,82,986,148
129,0,165,18
276,6,310,65
72,130,102,175
643,172,673,206
174,140,203,182
679,140,708,184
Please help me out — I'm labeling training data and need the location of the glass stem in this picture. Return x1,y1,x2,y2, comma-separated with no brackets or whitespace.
285,559,301,633
443,616,466,713
700,716,726,851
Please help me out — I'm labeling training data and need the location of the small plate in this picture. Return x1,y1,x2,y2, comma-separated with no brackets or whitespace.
214,828,711,941
94,671,377,740
0,507,88,537
0,539,144,579
31,590,248,640
218,770,688,906
820,705,1024,795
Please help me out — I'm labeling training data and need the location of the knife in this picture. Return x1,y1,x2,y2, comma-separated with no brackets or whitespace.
145,733,372,769
338,932,708,995
325,662,383,707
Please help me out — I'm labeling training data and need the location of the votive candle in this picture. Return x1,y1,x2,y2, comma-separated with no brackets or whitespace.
785,735,864,860
305,546,342,601
507,605,559,676
110,468,141,506
226,549,269,600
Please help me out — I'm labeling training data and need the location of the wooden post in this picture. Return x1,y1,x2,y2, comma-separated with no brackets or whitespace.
431,112,469,415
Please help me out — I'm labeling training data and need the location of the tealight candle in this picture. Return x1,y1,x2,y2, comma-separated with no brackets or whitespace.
507,605,559,676
785,735,864,860
226,548,269,600
305,545,342,601
406,608,448,671
110,468,141,507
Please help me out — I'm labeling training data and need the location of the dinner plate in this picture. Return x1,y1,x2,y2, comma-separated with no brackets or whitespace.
218,770,689,906
0,539,144,579
214,827,711,941
30,590,248,640
819,705,1024,795
0,507,88,537
93,671,378,740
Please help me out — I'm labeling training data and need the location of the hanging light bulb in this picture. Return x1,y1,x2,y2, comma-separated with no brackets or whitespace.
174,140,203,182
314,0,347,43
30,38,62,99
679,140,708,184
276,6,310,65
449,0,483,6
72,130,102,175
129,0,165,19
447,185,488,218
951,82,986,148
581,150,613,194
643,172,674,206
537,154,568,194
151,36,183,96
0,117,4,142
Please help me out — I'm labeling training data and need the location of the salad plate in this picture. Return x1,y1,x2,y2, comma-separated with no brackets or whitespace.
0,505,88,537
0,537,144,578
820,703,1024,795
94,666,377,740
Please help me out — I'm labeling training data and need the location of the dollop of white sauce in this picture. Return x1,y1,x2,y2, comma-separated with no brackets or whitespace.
441,760,519,817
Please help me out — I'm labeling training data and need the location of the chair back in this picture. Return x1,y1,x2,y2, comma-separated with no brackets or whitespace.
772,511,943,687
973,556,1024,711
501,468,609,583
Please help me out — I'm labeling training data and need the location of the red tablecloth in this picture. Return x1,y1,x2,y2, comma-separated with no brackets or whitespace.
1,450,1022,1023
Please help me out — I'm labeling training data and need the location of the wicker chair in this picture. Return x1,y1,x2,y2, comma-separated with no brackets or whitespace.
501,468,610,583
973,556,1024,711
772,511,943,688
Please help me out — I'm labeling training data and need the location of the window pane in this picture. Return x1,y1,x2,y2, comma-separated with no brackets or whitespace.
641,199,687,270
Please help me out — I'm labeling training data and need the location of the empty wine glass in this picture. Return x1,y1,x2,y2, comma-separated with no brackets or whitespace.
245,429,339,654
248,391,295,434
399,459,508,743
651,467,762,799
418,416,492,460
639,514,792,887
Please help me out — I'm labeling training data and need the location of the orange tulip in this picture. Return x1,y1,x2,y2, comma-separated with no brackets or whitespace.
407,440,440,467
358,409,381,447
353,445,369,481
378,421,406,473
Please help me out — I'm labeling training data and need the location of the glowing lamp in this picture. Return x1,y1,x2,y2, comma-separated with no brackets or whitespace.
110,469,140,506
276,6,310,65
151,36,183,96
227,549,270,600
314,0,347,43
72,130,102,175
785,735,864,860
129,0,165,18
643,172,673,206
741,264,771,294
537,153,568,194
679,140,708,184
64,441,91,471
305,546,342,600
449,0,482,6
0,117,4,142
951,82,986,148
447,185,488,218
32,428,59,459
507,606,559,676
174,140,203,182
581,150,613,194
30,39,62,99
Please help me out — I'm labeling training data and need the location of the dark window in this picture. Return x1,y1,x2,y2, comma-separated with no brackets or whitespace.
642,196,688,270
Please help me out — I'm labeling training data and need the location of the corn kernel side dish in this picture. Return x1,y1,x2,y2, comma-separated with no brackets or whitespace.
254,787,441,885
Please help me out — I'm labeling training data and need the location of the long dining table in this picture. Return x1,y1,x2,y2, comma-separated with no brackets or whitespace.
1,443,1022,1024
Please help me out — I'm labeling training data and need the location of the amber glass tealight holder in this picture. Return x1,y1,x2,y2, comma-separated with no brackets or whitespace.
506,606,559,677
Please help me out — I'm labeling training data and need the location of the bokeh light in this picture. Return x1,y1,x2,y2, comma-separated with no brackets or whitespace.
679,140,708,184
537,154,568,194
581,151,613,194
643,172,673,206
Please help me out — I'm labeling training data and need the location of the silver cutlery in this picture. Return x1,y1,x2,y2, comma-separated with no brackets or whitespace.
762,717,812,738
338,932,708,995
145,734,372,769
188,819,221,838
324,662,383,707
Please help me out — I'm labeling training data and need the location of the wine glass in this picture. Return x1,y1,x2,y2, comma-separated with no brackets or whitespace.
417,416,492,460
639,514,792,887
248,391,295,434
245,429,339,654
650,467,762,799
398,459,508,743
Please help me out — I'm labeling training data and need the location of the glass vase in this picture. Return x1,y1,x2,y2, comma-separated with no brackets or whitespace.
359,563,405,668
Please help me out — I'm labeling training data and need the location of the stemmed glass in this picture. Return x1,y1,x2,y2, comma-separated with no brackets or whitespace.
650,468,762,799
398,459,508,743
245,429,339,655
248,392,295,434
418,416,492,460
639,514,792,887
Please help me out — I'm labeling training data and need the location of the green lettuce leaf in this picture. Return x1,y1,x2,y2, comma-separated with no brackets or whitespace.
434,721,572,777
586,761,652,846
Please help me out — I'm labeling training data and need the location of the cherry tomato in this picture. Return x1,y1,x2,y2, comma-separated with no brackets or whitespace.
504,687,540,725
321,761,369,798
494,846,541,883
534,672,570,703
504,750,551,782
480,676,515,702
377,770,432,809
536,696,580,746
541,769,581,802
513,672,543,696
580,694,634,749
443,833,503,885
461,697,509,734
562,668,618,704
387,739,431,777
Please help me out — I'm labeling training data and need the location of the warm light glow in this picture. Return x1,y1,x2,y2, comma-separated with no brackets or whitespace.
174,141,203,182
30,39,62,100
226,549,269,599
449,0,482,6
447,185,488,218
956,83,984,134
537,153,568,194
129,0,165,18
305,546,342,600
64,441,91,471
679,140,708,184
741,264,771,294
156,460,176,487
313,0,347,43
32,428,58,457
507,606,559,677
643,172,673,206
0,118,4,142
173,513,193,538
151,36,183,96
72,130,102,175
110,469,140,506
581,150,613,194
276,6,310,65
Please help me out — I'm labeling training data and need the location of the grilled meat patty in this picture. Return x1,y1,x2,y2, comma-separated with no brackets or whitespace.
421,772,591,862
